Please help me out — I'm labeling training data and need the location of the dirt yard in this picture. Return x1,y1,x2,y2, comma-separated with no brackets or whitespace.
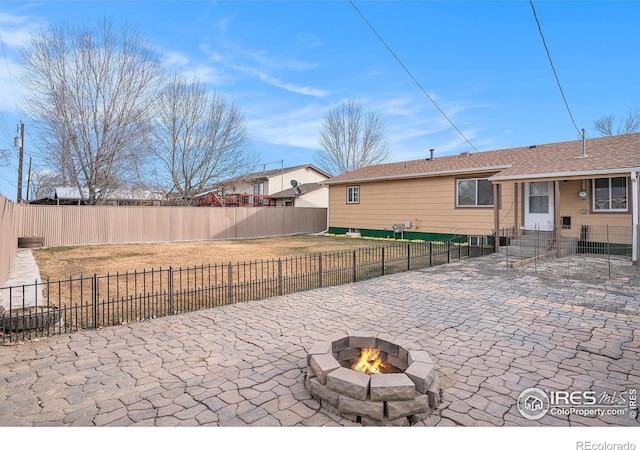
32,234,377,281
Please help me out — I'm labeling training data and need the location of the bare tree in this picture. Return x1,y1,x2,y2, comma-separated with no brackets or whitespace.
593,108,640,136
28,170,65,201
20,18,162,204
315,98,391,175
151,75,253,205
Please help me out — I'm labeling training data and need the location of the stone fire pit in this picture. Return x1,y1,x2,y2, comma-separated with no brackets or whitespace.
305,331,441,426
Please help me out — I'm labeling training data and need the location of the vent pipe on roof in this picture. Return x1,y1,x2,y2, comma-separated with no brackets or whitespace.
581,129,587,157
429,148,434,161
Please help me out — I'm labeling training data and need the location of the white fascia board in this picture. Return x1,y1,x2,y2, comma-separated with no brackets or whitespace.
323,165,511,185
489,167,640,182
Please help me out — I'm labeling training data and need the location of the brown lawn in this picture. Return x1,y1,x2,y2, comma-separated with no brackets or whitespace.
32,234,377,281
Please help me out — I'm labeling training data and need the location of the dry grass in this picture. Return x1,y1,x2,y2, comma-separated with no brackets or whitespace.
32,234,377,281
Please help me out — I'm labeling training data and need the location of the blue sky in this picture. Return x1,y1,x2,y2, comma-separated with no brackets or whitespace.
0,0,639,200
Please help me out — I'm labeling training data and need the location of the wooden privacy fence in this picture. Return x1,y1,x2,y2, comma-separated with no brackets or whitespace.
0,193,326,289
1,240,492,342
0,196,21,287
19,205,328,247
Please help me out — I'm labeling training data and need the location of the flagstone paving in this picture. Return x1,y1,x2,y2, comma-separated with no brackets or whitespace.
0,254,638,427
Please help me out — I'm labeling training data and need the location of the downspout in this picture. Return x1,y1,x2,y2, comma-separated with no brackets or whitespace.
314,184,330,235
632,171,638,265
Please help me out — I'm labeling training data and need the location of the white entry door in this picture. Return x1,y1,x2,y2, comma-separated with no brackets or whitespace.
524,181,554,230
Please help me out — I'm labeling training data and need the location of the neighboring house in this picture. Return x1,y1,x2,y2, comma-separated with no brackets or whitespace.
271,183,329,208
29,187,167,206
196,164,331,207
324,133,640,261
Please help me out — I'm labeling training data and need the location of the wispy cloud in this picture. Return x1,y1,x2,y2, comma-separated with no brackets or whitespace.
162,50,190,67
196,18,325,96
0,11,46,47
232,64,329,98
246,101,327,149
0,12,44,113
159,49,229,85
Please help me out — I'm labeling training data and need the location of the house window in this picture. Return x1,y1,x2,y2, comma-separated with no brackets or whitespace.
347,186,360,204
593,177,627,212
253,182,264,195
528,182,549,213
456,178,493,207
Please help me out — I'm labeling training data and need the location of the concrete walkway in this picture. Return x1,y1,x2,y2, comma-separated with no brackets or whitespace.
0,249,43,311
0,254,638,427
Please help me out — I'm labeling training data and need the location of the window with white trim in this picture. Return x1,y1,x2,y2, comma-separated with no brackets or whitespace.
456,178,494,207
593,177,627,212
347,186,360,204
253,182,264,195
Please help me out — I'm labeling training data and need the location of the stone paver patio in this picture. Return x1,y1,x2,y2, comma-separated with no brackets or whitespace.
0,254,638,427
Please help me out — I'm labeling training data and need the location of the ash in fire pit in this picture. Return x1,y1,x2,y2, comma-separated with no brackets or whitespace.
305,331,441,426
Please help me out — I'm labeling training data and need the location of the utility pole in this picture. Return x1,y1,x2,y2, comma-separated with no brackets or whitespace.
26,156,32,202
15,122,24,203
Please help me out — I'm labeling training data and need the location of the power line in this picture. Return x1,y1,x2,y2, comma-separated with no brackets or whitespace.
348,0,479,152
0,31,19,146
529,0,581,135
0,31,17,103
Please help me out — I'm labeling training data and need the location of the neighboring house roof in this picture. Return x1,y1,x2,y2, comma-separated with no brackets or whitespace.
324,133,640,185
31,187,166,203
218,164,331,186
270,183,326,199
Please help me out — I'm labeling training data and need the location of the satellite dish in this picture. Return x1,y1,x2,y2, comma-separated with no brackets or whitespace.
290,179,302,195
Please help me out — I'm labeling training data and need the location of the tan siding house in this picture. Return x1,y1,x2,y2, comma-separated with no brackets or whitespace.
272,183,329,208
197,164,331,208
325,133,640,262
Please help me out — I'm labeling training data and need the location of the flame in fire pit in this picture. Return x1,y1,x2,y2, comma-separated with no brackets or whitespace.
352,348,386,374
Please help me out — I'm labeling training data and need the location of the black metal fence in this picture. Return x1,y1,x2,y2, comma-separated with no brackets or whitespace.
1,239,491,343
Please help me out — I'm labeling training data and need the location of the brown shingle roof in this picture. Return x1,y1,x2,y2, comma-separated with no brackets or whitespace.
271,183,325,199
324,133,640,184
217,164,331,186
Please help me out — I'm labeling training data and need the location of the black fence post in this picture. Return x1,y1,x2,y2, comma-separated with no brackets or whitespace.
353,250,357,282
447,240,451,264
407,243,411,271
607,224,611,278
381,247,385,276
92,273,98,329
168,267,174,314
277,259,283,296
318,254,323,288
429,241,433,267
227,263,233,305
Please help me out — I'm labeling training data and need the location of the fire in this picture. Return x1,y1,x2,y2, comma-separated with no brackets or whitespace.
352,348,386,374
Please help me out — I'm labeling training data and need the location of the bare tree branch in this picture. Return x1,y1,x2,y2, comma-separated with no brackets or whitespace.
620,108,640,135
0,148,10,166
593,114,615,137
28,170,64,200
593,109,640,136
315,98,391,175
20,18,161,204
151,75,252,205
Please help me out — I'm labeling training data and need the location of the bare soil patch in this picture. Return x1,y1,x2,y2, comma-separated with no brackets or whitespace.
32,234,376,281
